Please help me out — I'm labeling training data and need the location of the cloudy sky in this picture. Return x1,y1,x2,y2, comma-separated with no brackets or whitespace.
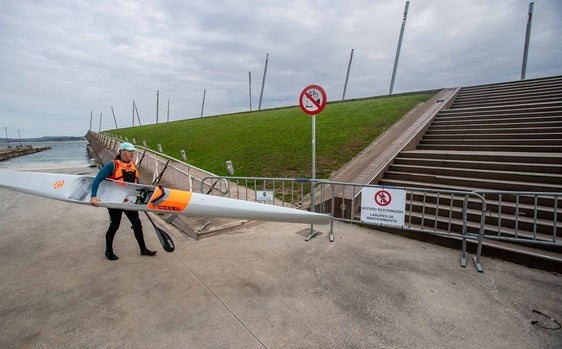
1,0,561,138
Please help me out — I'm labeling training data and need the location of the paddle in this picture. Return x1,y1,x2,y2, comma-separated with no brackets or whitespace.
144,211,175,252
135,187,175,253
144,172,175,253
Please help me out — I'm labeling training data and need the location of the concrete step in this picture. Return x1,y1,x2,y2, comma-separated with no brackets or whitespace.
452,95,562,108
479,238,562,269
434,111,562,122
431,114,562,126
444,100,562,112
416,144,562,152
428,120,562,130
379,175,561,193
387,164,562,185
453,88,562,101
437,113,562,124
406,192,560,219
394,156,562,174
398,150,562,164
406,211,561,246
452,79,562,108
452,94,562,108
406,201,560,237
401,188,561,218
426,126,562,135
423,132,562,140
378,223,562,271
457,77,562,95
406,207,560,242
450,101,562,112
375,75,562,269
419,138,562,146
405,216,562,262
455,76,562,95
442,103,562,117
455,86,562,100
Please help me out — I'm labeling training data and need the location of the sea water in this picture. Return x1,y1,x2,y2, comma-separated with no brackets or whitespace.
0,141,91,169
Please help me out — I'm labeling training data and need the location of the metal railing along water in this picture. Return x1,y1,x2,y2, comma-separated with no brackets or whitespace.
95,132,228,194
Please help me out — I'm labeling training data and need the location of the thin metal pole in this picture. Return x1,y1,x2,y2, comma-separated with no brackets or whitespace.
312,114,316,181
305,114,317,241
342,48,354,100
248,71,252,111
200,89,206,117
132,101,135,127
258,53,269,110
156,90,159,123
98,113,102,132
521,2,534,80
167,98,170,122
389,1,410,95
111,105,118,129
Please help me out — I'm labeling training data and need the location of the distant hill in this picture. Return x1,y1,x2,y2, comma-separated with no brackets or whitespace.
4,136,86,143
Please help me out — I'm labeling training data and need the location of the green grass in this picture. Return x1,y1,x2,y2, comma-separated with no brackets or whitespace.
109,92,435,179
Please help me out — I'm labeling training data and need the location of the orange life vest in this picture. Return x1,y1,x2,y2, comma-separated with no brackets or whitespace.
109,159,138,183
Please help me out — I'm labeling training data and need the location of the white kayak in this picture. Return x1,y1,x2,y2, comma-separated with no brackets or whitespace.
0,170,332,225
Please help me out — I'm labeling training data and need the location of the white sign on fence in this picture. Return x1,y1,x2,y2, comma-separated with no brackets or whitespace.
256,190,274,202
360,187,406,227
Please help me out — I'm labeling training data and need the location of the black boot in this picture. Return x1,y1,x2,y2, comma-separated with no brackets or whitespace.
141,249,157,256
105,251,119,260
105,220,119,261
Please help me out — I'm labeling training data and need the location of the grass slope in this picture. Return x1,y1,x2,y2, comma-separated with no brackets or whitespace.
110,92,435,179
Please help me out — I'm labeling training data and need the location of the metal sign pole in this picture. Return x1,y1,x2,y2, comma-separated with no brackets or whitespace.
306,114,317,241
312,114,316,180
298,84,327,241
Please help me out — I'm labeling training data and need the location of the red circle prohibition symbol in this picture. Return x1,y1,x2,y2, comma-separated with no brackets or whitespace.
299,84,327,115
374,190,392,207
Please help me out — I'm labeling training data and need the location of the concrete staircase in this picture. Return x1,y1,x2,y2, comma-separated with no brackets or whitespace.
377,75,562,269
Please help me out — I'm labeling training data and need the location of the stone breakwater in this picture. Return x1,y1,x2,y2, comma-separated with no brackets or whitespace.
0,145,52,161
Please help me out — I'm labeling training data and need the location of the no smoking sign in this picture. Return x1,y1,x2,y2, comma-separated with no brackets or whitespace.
299,85,327,115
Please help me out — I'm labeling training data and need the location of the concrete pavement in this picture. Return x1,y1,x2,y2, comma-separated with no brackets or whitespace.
0,166,560,348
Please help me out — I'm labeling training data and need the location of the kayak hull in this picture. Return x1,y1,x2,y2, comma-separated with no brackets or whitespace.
0,170,331,225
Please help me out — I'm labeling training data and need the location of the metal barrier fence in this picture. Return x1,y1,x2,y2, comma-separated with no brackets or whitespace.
475,190,561,246
89,134,562,271
91,133,561,272
202,176,487,272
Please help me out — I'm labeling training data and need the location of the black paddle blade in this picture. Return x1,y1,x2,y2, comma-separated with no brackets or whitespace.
155,227,175,252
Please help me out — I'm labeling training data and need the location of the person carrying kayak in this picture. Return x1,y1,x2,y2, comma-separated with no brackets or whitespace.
90,142,157,260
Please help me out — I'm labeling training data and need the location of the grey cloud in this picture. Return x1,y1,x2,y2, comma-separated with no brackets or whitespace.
0,0,561,137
